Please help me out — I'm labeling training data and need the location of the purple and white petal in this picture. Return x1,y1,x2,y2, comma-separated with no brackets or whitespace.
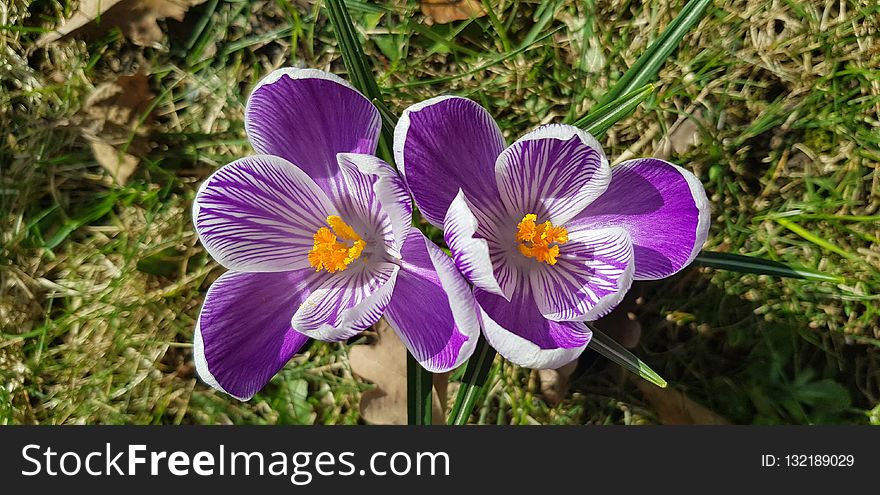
443,190,508,298
245,68,380,198
394,96,505,226
194,270,311,400
336,153,413,255
475,282,591,370
384,230,480,372
193,155,337,272
571,158,710,280
495,124,610,224
529,226,634,322
291,262,399,342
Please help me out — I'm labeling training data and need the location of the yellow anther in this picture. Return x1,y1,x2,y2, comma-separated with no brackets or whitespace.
308,216,365,273
327,215,360,241
515,213,567,266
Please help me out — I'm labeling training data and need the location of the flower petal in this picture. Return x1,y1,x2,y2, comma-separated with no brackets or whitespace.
495,124,610,224
245,68,380,196
529,226,634,321
443,189,507,298
291,261,399,342
193,155,337,272
394,96,505,226
384,230,481,372
475,283,591,369
571,158,710,280
194,270,311,400
336,153,412,255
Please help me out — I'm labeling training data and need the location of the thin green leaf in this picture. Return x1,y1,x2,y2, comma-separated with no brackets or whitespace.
587,325,667,388
774,218,864,264
596,0,712,107
447,335,496,425
407,353,433,425
693,251,845,283
574,83,654,137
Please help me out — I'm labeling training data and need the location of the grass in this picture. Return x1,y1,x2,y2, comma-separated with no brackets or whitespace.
1,0,877,425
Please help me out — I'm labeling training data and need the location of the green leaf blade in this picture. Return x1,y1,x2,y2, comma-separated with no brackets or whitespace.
588,326,667,388
693,251,845,283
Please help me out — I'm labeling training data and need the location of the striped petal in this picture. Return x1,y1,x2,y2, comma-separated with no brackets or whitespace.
193,155,337,272
194,270,311,401
384,230,480,372
571,158,710,280
443,189,508,298
529,226,634,322
245,68,380,200
291,261,399,342
394,96,505,227
495,124,610,224
336,153,412,255
475,281,591,370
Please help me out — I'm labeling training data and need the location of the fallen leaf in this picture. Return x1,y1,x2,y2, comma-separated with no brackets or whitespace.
37,0,207,47
349,319,447,425
636,380,731,425
88,139,139,186
420,0,486,25
537,361,578,406
77,70,156,185
83,71,155,134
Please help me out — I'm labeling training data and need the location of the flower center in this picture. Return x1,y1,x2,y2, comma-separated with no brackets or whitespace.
515,213,569,265
308,215,366,273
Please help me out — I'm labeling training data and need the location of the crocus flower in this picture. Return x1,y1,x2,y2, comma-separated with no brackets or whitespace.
394,97,710,369
191,69,480,400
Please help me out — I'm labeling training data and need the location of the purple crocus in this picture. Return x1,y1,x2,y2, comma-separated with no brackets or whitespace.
394,96,710,369
191,69,480,400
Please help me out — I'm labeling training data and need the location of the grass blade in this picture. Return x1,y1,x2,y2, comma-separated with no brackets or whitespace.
447,335,496,425
574,83,654,137
693,251,845,283
407,353,433,425
587,325,667,388
596,0,712,107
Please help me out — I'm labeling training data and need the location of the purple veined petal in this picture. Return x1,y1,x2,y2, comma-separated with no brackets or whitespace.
194,270,312,401
475,281,591,370
245,68,380,198
292,261,399,342
443,189,509,298
495,124,610,225
336,153,413,255
193,155,338,272
384,230,481,372
529,226,634,322
570,158,710,280
394,96,505,227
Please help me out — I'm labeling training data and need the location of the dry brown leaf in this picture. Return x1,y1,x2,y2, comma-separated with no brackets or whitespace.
78,71,155,185
349,319,447,425
88,139,139,186
420,0,486,25
636,381,731,425
537,361,578,406
37,0,206,47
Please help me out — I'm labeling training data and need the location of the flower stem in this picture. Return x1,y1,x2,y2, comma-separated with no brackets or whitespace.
406,353,433,425
447,335,496,425
325,0,435,424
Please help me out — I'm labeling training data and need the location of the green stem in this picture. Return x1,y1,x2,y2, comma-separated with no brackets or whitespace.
447,335,497,425
407,353,433,425
325,0,433,424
